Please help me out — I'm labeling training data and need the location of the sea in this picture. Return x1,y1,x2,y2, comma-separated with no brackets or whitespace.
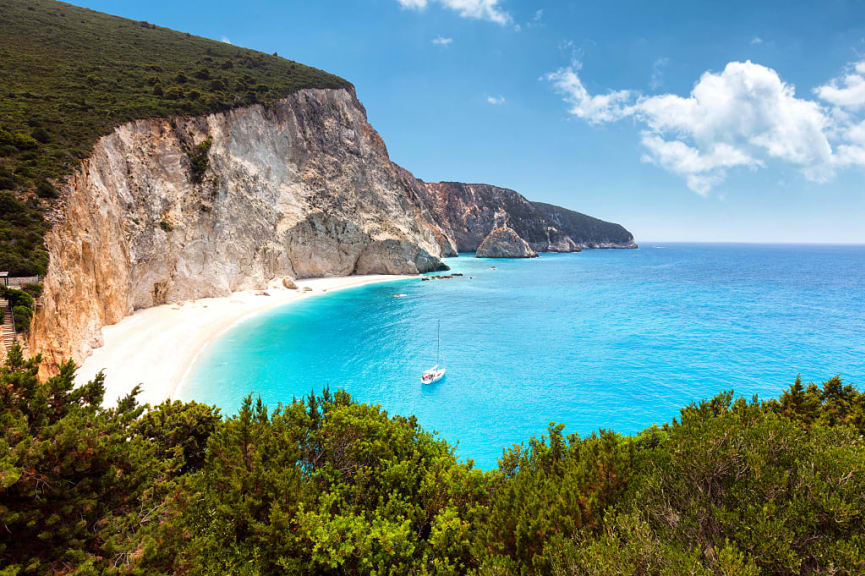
179,244,865,469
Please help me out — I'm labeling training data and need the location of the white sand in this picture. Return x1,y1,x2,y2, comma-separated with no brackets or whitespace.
76,275,413,406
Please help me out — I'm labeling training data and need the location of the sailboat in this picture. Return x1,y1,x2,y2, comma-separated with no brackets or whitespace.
421,320,446,384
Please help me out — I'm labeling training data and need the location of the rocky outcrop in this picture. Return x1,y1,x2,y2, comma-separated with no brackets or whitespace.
476,228,538,258
532,202,637,249
417,181,635,253
417,182,577,253
30,88,453,370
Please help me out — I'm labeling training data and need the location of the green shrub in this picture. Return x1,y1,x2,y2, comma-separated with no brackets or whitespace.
164,86,184,99
0,166,16,190
1,286,35,310
11,303,31,327
11,131,38,150
36,179,57,198
30,127,50,143
187,138,211,183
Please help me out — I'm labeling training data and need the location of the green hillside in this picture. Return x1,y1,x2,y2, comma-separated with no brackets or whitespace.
0,0,351,275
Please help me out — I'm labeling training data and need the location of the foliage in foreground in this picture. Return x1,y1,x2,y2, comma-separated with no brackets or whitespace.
1,345,863,575
0,0,351,275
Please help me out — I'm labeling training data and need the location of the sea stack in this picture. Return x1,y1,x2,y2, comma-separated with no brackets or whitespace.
476,227,538,258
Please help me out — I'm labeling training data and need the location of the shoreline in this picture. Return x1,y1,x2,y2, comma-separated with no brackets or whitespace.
76,274,414,407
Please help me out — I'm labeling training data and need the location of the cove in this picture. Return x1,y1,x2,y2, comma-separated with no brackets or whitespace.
180,244,865,469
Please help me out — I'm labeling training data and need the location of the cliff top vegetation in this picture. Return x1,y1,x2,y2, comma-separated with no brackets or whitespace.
0,0,351,275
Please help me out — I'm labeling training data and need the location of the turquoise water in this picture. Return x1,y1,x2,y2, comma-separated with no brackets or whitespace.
181,244,865,468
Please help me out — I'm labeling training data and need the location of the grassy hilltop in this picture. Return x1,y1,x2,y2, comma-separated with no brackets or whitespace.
0,0,350,275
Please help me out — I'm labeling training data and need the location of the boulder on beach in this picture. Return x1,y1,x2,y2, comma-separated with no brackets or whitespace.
476,227,538,259
282,277,298,289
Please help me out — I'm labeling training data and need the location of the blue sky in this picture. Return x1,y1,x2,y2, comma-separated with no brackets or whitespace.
71,0,865,242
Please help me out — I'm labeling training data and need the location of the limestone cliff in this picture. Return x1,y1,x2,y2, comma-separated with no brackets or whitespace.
418,182,578,253
31,88,453,370
532,202,637,249
476,228,538,258
417,181,635,253
29,87,637,372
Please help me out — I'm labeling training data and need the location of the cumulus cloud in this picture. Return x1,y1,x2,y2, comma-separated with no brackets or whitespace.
396,0,511,25
220,36,232,44
487,95,506,105
815,61,865,110
546,59,859,194
546,65,633,124
751,36,763,45
432,36,453,46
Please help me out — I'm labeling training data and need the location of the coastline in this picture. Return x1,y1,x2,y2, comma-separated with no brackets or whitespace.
75,274,414,407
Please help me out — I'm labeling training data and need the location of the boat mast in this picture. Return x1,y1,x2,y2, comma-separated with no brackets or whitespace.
437,320,440,366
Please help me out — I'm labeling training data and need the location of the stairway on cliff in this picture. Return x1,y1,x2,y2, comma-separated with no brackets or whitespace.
1,298,16,352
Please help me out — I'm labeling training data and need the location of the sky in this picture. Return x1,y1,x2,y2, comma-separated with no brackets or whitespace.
69,0,865,243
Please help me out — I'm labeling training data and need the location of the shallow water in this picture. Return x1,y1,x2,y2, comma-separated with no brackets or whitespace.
181,244,865,468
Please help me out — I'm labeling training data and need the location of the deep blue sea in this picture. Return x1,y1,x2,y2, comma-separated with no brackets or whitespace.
180,244,865,468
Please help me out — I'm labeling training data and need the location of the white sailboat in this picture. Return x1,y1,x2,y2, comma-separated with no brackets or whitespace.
421,320,446,384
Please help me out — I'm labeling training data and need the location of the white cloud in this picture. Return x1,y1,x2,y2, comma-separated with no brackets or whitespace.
547,60,847,194
396,0,511,25
220,36,232,44
751,36,763,45
650,57,669,90
815,61,865,110
546,64,633,124
487,95,506,105
432,36,453,46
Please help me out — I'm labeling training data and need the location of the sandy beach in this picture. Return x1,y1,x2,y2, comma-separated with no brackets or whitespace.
76,274,413,407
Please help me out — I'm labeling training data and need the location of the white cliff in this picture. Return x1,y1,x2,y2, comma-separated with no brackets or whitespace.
31,88,454,371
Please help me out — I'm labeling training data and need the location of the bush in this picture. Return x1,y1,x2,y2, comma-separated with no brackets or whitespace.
12,305,32,331
31,126,50,143
0,165,16,190
22,282,42,298
36,179,57,198
11,131,38,150
187,138,211,183
1,286,35,310
164,86,184,99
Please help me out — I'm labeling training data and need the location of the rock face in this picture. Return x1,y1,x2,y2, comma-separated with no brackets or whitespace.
476,227,539,258
532,202,637,249
30,88,454,370
417,181,635,253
